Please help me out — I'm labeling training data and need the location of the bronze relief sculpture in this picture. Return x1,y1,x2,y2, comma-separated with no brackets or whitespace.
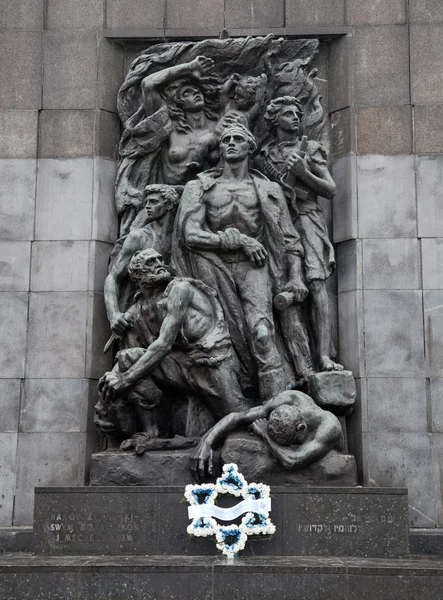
96,36,356,485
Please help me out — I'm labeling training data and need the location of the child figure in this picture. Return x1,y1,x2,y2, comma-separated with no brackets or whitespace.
186,73,267,170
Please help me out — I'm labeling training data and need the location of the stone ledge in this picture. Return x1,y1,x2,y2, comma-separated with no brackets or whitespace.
1,553,443,573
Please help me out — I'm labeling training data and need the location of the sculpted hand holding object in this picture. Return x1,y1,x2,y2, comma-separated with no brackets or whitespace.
99,37,356,483
259,97,343,372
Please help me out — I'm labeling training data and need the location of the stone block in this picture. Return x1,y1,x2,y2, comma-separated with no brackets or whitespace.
0,241,31,291
86,293,113,379
38,110,95,158
31,241,89,292
281,489,409,557
247,574,346,599
411,24,443,105
286,0,345,26
106,0,164,28
409,529,443,555
410,0,443,23
430,379,443,432
1,573,80,599
0,0,44,29
357,106,412,155
21,379,89,433
90,452,195,487
422,238,443,289
328,35,353,113
410,576,443,600
432,433,443,526
347,377,368,435
46,0,104,29
124,48,140,75
367,431,435,527
332,154,358,243
424,291,443,377
0,111,38,159
313,42,329,82
222,436,356,487
97,38,124,113
43,31,98,110
357,155,417,238
308,371,356,415
331,107,355,160
367,377,428,433
346,0,406,24
13,433,85,525
0,32,42,110
95,110,120,160
35,158,94,240
166,0,224,29
80,571,214,600
92,158,119,243
336,239,362,293
415,104,443,153
338,290,365,376
0,527,33,553
347,575,410,600
0,379,20,433
416,155,443,237
26,292,88,378
347,431,368,483
0,292,28,378
363,238,420,289
33,486,408,557
89,241,113,293
0,434,18,526
354,25,409,107
225,0,284,28
364,290,425,377
0,159,36,241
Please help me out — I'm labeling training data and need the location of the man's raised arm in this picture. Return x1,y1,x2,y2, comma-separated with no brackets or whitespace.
104,230,148,336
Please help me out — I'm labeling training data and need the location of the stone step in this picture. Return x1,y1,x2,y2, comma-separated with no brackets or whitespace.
0,553,443,599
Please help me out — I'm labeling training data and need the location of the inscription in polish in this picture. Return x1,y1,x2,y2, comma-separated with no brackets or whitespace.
47,511,142,543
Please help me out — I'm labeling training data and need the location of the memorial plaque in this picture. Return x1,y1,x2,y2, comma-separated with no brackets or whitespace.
281,488,409,557
33,487,159,556
33,487,409,557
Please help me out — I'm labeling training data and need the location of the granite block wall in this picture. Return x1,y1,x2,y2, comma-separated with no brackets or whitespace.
0,1,442,528
0,2,122,525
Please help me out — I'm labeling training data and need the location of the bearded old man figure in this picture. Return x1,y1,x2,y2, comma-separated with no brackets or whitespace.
97,249,253,453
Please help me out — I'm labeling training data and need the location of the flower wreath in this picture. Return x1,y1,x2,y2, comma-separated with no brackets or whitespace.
184,463,276,559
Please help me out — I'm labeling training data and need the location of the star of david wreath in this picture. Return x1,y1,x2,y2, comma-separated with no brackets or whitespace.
184,464,276,558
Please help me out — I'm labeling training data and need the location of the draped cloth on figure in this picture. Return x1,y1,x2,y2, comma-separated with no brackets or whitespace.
171,168,309,389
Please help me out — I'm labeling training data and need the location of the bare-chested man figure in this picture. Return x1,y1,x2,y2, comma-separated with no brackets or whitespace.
174,123,312,398
104,184,179,343
98,249,253,452
190,389,342,481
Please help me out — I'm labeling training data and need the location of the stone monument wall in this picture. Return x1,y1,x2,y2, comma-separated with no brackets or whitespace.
0,0,442,529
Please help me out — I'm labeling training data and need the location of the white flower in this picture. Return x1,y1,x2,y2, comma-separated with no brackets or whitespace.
215,463,247,496
184,483,218,505
187,516,217,537
244,482,271,500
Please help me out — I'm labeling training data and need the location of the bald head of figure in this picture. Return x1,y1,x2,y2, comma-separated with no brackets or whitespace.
267,403,307,446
